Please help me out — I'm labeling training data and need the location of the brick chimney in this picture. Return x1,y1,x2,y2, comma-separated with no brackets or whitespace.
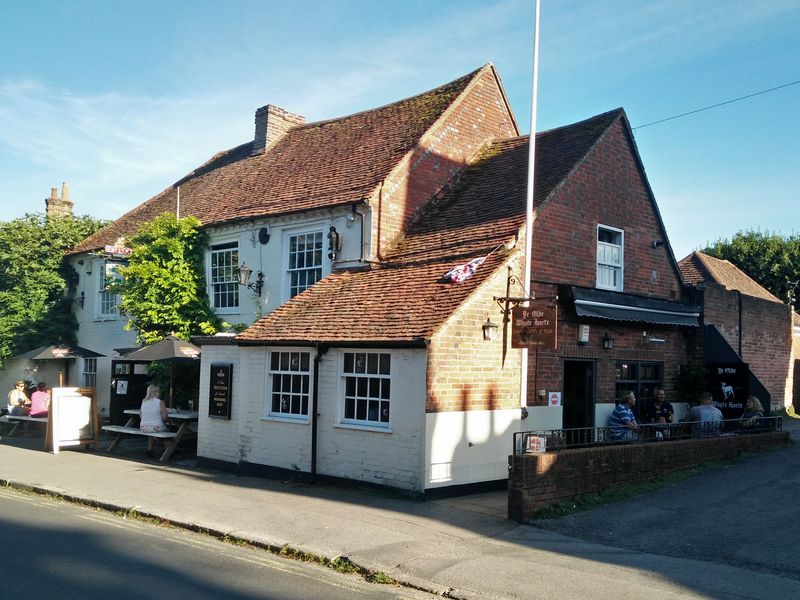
45,182,74,217
251,105,305,156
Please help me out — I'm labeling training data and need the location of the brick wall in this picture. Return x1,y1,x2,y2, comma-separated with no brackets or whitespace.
372,67,517,259
427,255,523,412
520,118,690,408
702,282,793,410
508,431,790,521
531,118,681,300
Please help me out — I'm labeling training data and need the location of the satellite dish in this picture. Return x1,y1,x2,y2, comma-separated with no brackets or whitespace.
258,228,270,245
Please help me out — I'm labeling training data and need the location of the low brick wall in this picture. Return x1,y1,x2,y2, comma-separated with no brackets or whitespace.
508,431,789,521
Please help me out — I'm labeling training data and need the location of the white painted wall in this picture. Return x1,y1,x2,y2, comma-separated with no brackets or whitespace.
197,344,428,492
425,408,523,489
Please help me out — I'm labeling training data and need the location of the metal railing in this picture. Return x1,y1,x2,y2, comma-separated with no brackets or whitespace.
513,416,783,455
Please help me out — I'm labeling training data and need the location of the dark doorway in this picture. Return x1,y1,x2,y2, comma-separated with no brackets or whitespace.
793,360,800,413
109,360,151,425
563,360,595,431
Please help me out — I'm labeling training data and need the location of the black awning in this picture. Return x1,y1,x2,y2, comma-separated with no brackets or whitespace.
572,287,700,327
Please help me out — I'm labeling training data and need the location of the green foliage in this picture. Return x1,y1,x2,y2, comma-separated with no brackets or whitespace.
111,213,221,344
703,230,800,306
0,212,106,366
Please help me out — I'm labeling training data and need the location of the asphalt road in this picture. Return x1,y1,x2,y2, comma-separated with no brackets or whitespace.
534,422,800,581
0,487,434,600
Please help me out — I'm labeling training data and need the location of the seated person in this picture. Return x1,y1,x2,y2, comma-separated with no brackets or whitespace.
29,382,50,418
139,384,171,433
7,380,30,416
640,388,674,439
685,392,723,436
738,396,764,428
608,391,639,441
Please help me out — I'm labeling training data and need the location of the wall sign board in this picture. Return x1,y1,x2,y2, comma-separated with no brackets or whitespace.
209,363,233,419
511,302,558,349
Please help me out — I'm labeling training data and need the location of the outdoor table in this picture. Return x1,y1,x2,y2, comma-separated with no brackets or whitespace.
107,408,199,462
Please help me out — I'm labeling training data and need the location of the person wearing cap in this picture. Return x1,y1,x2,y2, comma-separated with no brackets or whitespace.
29,382,50,418
6,380,30,416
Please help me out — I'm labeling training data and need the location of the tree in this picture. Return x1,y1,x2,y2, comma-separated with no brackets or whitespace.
0,212,106,366
112,213,221,344
703,230,800,307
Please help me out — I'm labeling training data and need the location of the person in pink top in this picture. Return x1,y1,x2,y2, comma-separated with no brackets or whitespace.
29,382,50,417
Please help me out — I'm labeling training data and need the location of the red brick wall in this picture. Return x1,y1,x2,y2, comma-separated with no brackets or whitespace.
508,431,789,521
702,282,793,410
427,256,523,413
522,119,691,407
372,68,517,258
531,119,681,300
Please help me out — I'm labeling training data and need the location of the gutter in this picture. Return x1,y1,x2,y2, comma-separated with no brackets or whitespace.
311,343,330,482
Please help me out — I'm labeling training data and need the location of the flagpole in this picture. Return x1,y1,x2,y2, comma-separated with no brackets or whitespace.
520,0,541,413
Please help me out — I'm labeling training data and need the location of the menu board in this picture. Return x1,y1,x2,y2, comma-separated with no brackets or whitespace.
209,363,233,419
48,387,99,454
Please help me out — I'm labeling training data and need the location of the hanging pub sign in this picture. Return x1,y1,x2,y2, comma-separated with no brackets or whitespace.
209,363,233,419
511,302,557,349
706,362,749,419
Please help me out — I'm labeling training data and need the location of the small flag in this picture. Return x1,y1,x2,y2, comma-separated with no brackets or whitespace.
442,256,486,283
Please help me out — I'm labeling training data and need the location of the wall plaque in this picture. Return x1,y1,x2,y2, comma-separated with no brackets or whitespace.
209,363,233,419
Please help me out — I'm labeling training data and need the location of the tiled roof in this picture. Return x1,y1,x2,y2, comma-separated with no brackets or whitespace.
678,252,781,303
238,109,623,344
70,66,487,255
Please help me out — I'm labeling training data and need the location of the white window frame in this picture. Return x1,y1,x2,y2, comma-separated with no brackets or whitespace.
285,229,324,299
209,242,239,313
340,351,391,430
82,357,97,388
97,260,122,320
265,349,312,421
596,224,624,291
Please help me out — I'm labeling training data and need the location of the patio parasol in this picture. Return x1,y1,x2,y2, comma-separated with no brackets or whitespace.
120,335,201,407
16,344,106,386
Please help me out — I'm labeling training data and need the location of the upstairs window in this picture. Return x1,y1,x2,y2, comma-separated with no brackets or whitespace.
597,225,623,291
210,242,239,311
98,261,123,318
288,231,323,298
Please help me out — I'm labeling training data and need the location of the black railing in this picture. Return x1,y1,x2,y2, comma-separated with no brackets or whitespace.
513,416,783,455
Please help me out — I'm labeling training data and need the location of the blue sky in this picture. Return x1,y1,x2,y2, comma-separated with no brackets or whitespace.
0,0,797,260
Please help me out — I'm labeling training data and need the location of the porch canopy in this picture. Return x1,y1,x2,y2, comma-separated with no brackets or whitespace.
571,287,700,326
16,343,105,386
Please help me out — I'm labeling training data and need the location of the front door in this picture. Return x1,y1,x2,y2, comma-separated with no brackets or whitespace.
563,360,595,431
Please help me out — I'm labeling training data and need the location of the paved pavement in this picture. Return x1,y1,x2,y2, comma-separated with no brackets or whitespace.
1,418,799,599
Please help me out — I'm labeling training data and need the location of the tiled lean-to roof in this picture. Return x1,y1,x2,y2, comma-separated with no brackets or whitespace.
679,252,782,303
70,66,489,255
238,109,624,345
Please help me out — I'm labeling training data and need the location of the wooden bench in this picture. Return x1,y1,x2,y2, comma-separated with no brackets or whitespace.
1,414,49,437
101,425,179,463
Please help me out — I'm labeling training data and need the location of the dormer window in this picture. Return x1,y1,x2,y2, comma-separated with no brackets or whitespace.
597,225,623,291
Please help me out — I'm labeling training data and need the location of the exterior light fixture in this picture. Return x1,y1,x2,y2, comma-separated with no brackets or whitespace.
602,332,614,350
237,263,264,296
72,291,86,309
482,317,499,341
327,225,342,261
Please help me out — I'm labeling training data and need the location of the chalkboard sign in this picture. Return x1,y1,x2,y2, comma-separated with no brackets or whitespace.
209,363,233,419
47,387,99,454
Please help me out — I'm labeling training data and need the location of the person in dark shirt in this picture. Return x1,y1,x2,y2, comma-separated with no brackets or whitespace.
641,388,674,439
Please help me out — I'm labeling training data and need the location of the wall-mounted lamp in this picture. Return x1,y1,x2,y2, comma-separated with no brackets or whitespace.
72,291,86,309
602,331,614,350
327,225,342,260
482,318,499,341
648,337,666,344
237,263,264,296
651,240,664,249
346,204,359,228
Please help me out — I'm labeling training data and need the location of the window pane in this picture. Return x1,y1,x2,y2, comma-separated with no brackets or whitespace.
369,378,380,399
344,353,354,373
356,399,367,420
379,354,390,375
345,397,355,419
367,354,378,374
